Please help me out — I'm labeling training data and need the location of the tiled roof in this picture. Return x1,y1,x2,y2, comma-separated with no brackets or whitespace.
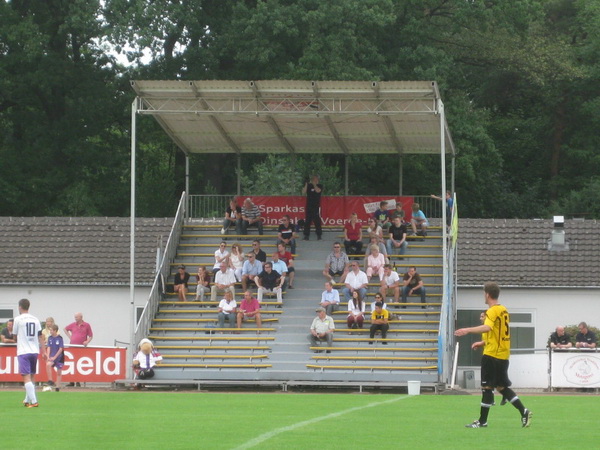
458,219,600,288
0,217,173,285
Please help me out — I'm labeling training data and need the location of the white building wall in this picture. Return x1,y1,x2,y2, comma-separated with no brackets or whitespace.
0,285,151,347
456,286,600,388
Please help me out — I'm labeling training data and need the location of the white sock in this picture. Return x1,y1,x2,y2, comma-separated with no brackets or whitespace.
25,382,37,404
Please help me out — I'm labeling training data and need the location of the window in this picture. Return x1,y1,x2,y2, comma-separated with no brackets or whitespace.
456,309,535,366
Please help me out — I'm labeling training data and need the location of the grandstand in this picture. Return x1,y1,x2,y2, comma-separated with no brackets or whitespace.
123,80,456,391
131,218,449,391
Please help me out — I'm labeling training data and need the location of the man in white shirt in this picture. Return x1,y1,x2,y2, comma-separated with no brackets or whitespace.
217,291,237,329
320,281,340,316
379,264,401,302
13,298,46,408
210,263,237,302
343,262,368,302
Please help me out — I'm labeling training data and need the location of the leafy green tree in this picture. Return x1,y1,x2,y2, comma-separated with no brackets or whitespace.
239,154,343,196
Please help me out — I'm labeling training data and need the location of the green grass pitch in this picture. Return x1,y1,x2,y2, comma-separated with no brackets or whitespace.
5,390,598,449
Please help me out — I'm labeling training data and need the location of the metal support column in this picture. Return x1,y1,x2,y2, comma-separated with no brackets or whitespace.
237,154,242,196
344,155,349,195
451,154,455,196
129,98,137,378
185,154,190,220
398,154,404,196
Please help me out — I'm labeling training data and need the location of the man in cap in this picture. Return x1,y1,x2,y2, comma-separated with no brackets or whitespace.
308,306,335,353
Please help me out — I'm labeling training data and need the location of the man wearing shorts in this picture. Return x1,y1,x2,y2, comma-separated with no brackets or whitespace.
455,282,532,428
13,298,46,408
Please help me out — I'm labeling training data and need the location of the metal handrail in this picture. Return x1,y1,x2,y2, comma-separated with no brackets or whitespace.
134,191,187,346
188,194,442,220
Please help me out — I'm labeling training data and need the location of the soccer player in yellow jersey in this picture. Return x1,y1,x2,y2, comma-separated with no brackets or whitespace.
455,282,532,428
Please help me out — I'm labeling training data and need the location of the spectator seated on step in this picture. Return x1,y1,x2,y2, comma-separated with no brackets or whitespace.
320,281,340,316
277,214,297,254
390,202,406,223
241,198,264,235
210,263,236,302
221,197,242,235
236,290,262,330
343,262,368,302
373,200,392,230
250,239,267,265
401,266,427,308
195,266,211,302
133,338,162,381
343,212,363,257
370,293,388,314
410,203,429,237
255,262,284,305
347,290,366,329
217,290,237,329
271,252,288,290
323,242,350,284
212,241,230,276
365,218,387,256
386,216,407,256
173,265,191,301
229,243,245,282
308,307,335,352
365,244,386,282
379,264,400,303
369,302,390,344
277,243,296,289
241,252,262,291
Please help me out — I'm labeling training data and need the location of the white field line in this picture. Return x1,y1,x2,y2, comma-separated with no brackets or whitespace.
233,395,409,449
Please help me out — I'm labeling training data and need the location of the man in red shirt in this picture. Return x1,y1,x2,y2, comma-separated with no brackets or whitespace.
236,291,262,330
277,242,296,289
63,312,93,387
63,312,93,346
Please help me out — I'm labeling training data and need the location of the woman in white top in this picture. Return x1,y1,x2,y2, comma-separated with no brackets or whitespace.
229,243,245,282
366,245,386,282
347,290,365,329
213,241,230,275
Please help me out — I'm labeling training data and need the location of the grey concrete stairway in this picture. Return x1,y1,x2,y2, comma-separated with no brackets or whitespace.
148,223,444,386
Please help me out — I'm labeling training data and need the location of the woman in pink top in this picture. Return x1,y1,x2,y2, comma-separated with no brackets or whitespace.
366,245,386,282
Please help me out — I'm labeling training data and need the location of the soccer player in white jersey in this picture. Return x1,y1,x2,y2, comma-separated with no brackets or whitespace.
13,298,46,408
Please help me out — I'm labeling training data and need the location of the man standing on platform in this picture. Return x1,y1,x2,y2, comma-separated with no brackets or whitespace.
13,298,45,407
303,175,323,241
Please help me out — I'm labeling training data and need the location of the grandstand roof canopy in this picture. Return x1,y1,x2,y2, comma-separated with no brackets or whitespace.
130,80,454,156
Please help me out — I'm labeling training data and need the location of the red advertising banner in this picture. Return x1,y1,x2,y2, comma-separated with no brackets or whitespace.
236,196,414,226
0,345,126,382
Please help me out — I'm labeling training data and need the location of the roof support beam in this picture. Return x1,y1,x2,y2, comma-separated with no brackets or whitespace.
190,81,241,155
250,81,296,154
382,116,404,154
372,81,403,155
314,81,349,155
325,117,350,155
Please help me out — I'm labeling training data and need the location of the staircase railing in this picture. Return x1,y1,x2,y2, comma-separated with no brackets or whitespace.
134,191,187,347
